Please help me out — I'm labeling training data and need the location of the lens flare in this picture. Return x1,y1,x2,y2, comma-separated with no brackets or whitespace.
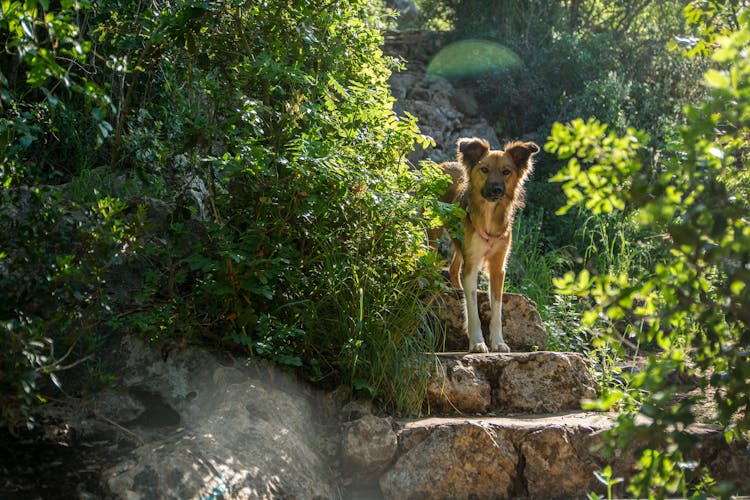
426,40,522,79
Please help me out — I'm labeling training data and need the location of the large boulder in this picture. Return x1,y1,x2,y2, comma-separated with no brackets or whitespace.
380,413,608,499
380,414,750,499
91,338,338,499
380,421,519,499
426,352,597,415
435,291,548,352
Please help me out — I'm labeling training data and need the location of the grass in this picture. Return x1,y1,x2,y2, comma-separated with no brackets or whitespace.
504,208,660,356
505,208,569,309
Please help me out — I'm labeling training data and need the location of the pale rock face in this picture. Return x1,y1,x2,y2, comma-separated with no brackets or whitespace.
436,291,548,352
427,351,597,415
95,337,339,500
341,414,398,481
380,422,519,500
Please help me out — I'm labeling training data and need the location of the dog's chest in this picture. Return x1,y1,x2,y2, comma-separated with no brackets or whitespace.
465,229,504,261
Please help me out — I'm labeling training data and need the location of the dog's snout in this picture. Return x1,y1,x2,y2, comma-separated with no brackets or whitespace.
481,181,505,201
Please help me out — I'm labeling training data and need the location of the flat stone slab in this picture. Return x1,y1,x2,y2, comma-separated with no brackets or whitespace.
434,291,548,351
426,351,597,415
380,413,750,499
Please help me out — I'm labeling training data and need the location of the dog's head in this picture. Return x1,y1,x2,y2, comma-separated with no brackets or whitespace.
457,137,539,203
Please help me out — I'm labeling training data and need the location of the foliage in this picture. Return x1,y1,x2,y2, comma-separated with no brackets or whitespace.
589,465,625,500
0,0,134,427
0,186,143,428
1,0,446,428
504,208,568,308
119,0,443,412
547,6,750,496
409,1,709,260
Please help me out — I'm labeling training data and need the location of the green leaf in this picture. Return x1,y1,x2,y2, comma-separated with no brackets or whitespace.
704,69,731,89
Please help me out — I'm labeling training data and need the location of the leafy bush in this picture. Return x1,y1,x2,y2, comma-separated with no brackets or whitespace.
1,0,446,426
113,1,444,411
547,8,750,495
0,186,143,428
1,0,130,428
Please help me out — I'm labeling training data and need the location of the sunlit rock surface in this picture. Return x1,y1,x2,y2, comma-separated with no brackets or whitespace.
98,337,338,499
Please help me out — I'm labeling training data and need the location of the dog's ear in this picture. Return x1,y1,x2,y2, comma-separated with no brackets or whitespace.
505,141,540,170
457,137,490,168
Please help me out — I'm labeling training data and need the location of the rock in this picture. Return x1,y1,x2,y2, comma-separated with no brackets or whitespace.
380,421,518,499
426,358,492,414
387,70,421,101
96,338,338,499
427,352,597,415
340,398,374,422
381,414,750,499
341,414,398,482
450,91,479,117
321,384,353,422
380,414,598,500
382,413,615,499
495,351,597,413
436,291,548,352
521,426,598,498
384,31,503,165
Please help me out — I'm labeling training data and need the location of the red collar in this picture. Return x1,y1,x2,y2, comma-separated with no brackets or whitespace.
467,212,509,248
476,226,509,247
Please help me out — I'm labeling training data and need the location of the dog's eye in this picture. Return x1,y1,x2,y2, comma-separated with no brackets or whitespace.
480,166,489,174
503,169,511,176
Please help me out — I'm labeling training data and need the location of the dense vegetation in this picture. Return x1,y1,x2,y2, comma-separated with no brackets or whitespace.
2,0,749,496
1,0,448,427
404,0,750,496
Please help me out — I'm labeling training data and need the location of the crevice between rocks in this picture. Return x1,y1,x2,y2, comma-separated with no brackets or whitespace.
513,445,529,498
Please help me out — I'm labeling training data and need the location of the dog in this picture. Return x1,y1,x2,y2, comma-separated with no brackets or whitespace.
429,137,539,353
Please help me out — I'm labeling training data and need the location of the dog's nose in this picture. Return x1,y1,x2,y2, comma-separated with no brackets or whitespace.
490,182,504,196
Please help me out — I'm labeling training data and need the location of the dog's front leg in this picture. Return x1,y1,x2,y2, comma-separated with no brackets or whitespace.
488,247,511,352
463,260,488,353
448,243,463,289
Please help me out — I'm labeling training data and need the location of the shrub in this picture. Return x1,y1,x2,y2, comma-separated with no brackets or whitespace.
0,186,143,428
1,0,446,425
547,8,750,494
1,0,130,428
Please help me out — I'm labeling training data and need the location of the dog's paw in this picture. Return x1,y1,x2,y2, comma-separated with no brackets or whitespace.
469,341,489,353
491,341,511,353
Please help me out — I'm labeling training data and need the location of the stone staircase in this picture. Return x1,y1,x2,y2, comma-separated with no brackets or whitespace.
43,292,746,499
347,291,750,499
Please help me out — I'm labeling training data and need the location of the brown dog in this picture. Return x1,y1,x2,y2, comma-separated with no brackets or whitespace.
430,137,539,353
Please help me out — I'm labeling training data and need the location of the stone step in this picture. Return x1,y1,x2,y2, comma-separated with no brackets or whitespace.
377,413,749,499
434,291,548,352
427,351,597,415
